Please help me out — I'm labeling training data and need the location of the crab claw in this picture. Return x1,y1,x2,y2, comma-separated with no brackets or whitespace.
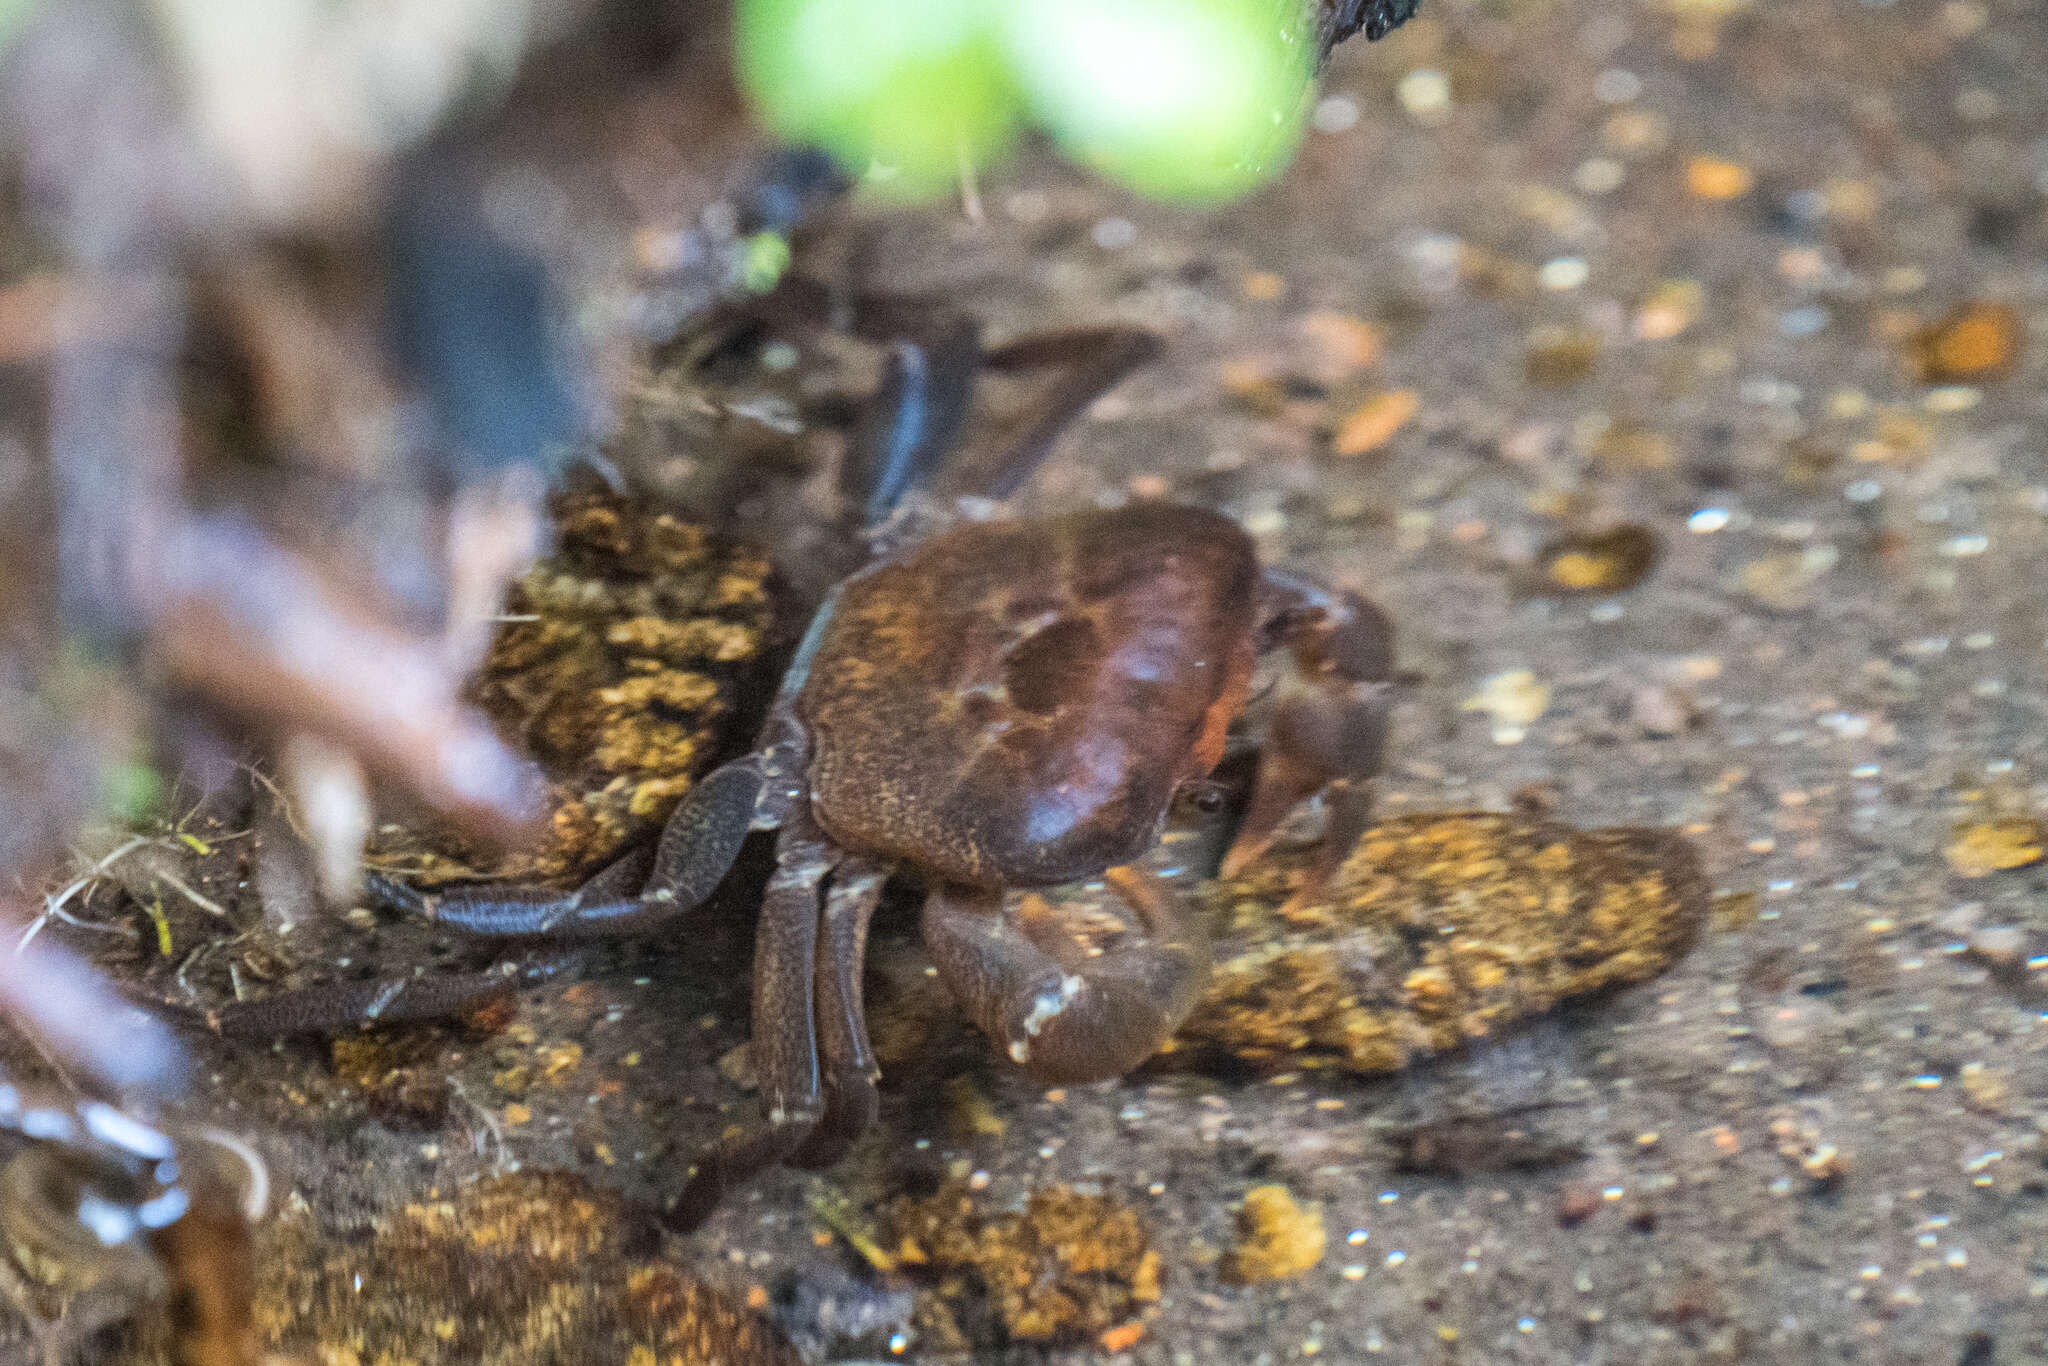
923,866,1211,1085
1220,586,1395,909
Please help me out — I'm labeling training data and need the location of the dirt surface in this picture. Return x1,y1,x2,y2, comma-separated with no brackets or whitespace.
15,0,2048,1361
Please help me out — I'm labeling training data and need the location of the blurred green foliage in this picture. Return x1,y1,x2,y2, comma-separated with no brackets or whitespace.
0,0,31,53
737,0,1317,203
741,230,793,292
738,0,1022,198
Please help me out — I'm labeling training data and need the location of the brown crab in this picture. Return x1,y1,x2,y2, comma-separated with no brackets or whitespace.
294,318,1396,1225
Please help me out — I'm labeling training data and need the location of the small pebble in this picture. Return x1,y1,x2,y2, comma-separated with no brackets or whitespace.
1312,94,1361,133
1462,669,1551,744
1556,1184,1601,1227
1631,684,1696,737
1967,924,2026,965
1397,69,1453,124
1912,302,2022,382
1686,155,1754,200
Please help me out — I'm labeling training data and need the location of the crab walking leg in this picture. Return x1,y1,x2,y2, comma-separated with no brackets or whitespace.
844,321,984,526
923,866,1212,1086
767,276,1161,522
976,327,1163,500
1222,572,1398,908
670,810,835,1231
209,966,523,1038
790,860,888,1171
384,758,768,938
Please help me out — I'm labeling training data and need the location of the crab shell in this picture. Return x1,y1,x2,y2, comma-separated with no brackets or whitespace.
798,503,1261,887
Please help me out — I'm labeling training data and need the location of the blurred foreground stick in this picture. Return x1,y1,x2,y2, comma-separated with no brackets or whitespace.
3,0,784,881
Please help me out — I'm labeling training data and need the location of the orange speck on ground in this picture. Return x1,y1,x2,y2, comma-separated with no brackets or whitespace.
1332,390,1419,457
1100,1320,1146,1353
1686,155,1752,199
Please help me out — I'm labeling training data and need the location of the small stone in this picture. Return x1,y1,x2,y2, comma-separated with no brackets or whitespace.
1536,525,1661,594
1556,1184,1601,1227
1799,1144,1847,1187
1220,359,1289,416
1222,1185,1326,1284
1945,818,2046,878
1524,327,1602,386
717,1042,758,1091
1912,302,2022,382
1330,389,1419,457
1633,279,1703,340
1630,685,1695,737
1461,669,1551,744
1396,68,1452,124
1967,924,2026,965
1242,271,1288,301
1099,1320,1146,1353
1298,311,1383,378
1685,155,1753,200
1757,992,1839,1051
1959,1062,2011,1116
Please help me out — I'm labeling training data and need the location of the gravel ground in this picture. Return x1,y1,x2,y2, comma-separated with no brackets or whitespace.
25,0,2048,1362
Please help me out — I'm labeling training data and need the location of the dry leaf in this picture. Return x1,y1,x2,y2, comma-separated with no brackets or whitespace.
1946,818,2046,878
1331,389,1418,456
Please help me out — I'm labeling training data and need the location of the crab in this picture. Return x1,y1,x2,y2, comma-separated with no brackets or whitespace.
251,316,1397,1226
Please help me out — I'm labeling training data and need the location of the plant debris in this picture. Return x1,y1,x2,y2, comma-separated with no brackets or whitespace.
1222,1184,1327,1284
1171,810,1712,1072
254,1169,801,1364
1945,817,2046,879
881,1180,1161,1350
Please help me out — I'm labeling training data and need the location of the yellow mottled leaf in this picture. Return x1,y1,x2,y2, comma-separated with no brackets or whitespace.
1946,818,2045,878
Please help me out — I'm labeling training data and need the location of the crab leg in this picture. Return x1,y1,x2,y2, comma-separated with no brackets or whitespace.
767,277,1162,522
370,759,766,938
1222,572,1397,910
207,751,773,1036
208,965,523,1039
844,319,984,526
790,859,887,1171
974,327,1162,500
669,806,835,1230
923,865,1211,1086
